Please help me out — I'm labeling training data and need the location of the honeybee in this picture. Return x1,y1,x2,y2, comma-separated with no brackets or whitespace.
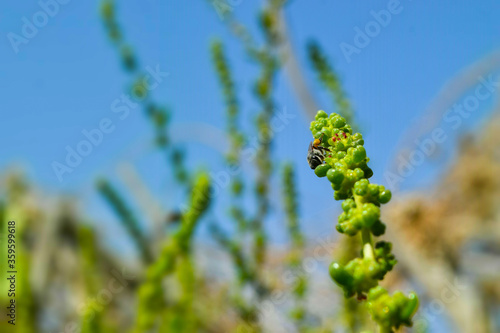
307,137,330,169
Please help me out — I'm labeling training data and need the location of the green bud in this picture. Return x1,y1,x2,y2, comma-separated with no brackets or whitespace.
354,179,369,196
371,220,386,236
341,198,355,212
329,262,354,296
321,127,332,137
334,191,349,201
363,166,374,178
327,168,344,185
316,110,328,119
361,204,380,227
343,155,354,167
368,184,380,197
400,292,419,321
353,146,366,163
379,189,392,204
351,216,363,229
332,116,346,128
314,163,331,177
353,168,364,180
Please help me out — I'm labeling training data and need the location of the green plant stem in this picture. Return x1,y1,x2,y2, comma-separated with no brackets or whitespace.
310,110,418,330
357,193,374,259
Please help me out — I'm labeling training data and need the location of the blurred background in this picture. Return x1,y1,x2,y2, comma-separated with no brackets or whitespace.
1,0,500,332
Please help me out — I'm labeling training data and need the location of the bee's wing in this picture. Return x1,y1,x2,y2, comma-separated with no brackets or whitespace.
307,142,313,153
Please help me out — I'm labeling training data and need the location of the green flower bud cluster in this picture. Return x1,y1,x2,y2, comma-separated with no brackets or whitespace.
329,241,396,297
310,111,390,235
309,110,418,331
367,286,419,333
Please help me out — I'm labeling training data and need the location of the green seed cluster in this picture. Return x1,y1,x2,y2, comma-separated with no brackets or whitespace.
310,110,418,332
310,110,391,237
367,286,419,333
329,241,396,297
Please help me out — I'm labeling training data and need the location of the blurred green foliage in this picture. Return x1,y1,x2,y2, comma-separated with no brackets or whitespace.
0,1,446,333
308,43,356,130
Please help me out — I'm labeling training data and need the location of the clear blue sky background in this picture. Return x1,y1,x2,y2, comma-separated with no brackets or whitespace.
1,0,499,281
2,1,500,331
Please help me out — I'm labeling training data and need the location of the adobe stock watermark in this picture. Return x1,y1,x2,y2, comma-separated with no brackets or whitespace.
235,230,339,333
177,106,296,220
56,268,135,333
211,0,243,20
7,0,72,54
51,65,169,182
385,74,499,190
412,277,467,331
340,0,409,63
208,106,296,198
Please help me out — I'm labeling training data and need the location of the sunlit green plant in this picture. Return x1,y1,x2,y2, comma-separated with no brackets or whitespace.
309,110,418,332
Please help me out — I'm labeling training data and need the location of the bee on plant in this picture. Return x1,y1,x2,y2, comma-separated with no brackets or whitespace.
307,137,330,169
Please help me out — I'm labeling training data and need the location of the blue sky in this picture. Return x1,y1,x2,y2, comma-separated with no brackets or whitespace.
1,0,499,255
2,2,500,331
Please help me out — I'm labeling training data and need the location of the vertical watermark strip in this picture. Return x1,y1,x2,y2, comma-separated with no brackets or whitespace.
5,220,17,326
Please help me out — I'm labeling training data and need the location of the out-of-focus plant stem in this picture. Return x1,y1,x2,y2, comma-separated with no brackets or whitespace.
210,40,247,234
100,0,188,184
78,226,104,333
250,0,285,275
308,42,357,131
133,173,211,332
281,163,308,331
97,179,153,264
